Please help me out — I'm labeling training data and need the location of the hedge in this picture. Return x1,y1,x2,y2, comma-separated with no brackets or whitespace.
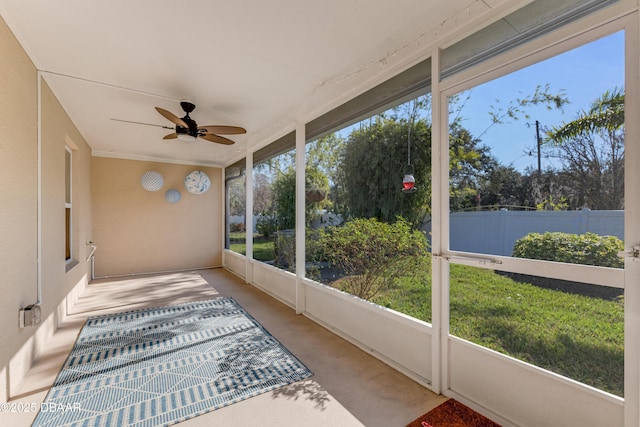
512,231,624,268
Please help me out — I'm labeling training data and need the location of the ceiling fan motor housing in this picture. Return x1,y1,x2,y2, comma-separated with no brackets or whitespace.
176,101,200,137
177,117,199,138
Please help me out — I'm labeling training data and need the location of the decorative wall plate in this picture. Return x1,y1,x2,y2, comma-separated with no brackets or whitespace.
184,170,211,194
165,189,181,203
141,171,164,192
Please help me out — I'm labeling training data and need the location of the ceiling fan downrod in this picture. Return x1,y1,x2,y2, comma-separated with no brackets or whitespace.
177,101,199,137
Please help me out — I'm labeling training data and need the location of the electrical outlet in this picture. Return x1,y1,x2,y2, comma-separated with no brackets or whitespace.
19,304,41,328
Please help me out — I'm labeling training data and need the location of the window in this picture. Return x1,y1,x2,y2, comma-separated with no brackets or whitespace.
305,94,432,319
300,57,433,316
225,169,246,252
446,31,625,396
253,146,296,272
65,146,72,262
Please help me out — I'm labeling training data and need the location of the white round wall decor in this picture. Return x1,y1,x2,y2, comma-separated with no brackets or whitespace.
165,189,181,203
141,171,164,192
184,170,211,194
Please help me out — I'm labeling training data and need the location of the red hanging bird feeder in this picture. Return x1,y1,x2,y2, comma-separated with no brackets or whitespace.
402,165,416,193
402,125,417,194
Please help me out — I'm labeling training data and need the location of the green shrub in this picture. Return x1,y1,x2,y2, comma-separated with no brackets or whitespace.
305,227,326,263
256,213,278,238
273,229,295,270
512,232,624,268
229,222,245,232
319,217,430,300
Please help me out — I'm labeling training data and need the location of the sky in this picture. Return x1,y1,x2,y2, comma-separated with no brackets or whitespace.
327,31,624,174
454,30,625,172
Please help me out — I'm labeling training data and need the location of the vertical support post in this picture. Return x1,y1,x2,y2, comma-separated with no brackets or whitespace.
624,16,640,427
223,168,230,251
37,71,42,305
431,47,450,394
295,122,306,314
535,120,542,174
245,150,254,284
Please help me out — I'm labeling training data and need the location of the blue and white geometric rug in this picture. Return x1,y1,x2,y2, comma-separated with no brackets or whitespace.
33,297,313,427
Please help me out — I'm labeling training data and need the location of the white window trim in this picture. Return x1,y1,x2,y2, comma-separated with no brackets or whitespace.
65,145,73,265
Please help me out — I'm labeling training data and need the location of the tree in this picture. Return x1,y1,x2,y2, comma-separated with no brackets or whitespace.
306,133,345,184
270,167,296,230
334,116,431,227
546,89,625,210
448,83,568,211
528,168,570,211
334,108,500,220
269,165,331,230
227,176,246,216
448,123,499,211
483,83,569,139
253,172,272,215
478,165,533,209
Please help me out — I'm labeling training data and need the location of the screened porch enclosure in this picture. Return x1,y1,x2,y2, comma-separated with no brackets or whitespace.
224,1,640,426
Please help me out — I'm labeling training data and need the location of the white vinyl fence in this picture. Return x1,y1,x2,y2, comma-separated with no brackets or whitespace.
229,212,342,233
424,209,624,256
232,209,624,257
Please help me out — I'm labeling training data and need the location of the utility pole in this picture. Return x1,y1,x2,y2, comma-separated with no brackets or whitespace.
535,120,542,174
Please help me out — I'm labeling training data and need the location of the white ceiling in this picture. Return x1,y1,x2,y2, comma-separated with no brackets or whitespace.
0,0,510,167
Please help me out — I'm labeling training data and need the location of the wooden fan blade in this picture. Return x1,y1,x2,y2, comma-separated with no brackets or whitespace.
199,133,235,145
199,125,246,135
111,118,174,129
163,133,177,140
155,107,188,128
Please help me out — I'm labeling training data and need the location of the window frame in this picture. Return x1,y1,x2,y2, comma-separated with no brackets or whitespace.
65,145,73,264
438,17,627,290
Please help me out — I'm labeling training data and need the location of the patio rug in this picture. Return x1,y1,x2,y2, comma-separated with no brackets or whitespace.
406,399,502,427
32,297,313,427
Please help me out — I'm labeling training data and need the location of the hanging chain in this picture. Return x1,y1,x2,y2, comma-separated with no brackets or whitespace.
407,124,412,166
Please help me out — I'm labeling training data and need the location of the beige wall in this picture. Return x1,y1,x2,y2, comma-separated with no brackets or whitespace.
91,157,222,277
0,15,93,402
0,13,37,404
0,14,222,402
40,80,94,307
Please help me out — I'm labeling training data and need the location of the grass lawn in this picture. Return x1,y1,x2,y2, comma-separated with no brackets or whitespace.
373,264,624,397
229,232,275,261
226,232,624,396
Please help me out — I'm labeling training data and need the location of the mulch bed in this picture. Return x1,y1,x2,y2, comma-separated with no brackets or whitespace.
497,271,623,301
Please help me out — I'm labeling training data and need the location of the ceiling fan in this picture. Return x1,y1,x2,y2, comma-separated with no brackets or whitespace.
112,101,246,145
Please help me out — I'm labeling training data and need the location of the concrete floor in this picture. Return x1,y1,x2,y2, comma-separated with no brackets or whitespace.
3,268,445,426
